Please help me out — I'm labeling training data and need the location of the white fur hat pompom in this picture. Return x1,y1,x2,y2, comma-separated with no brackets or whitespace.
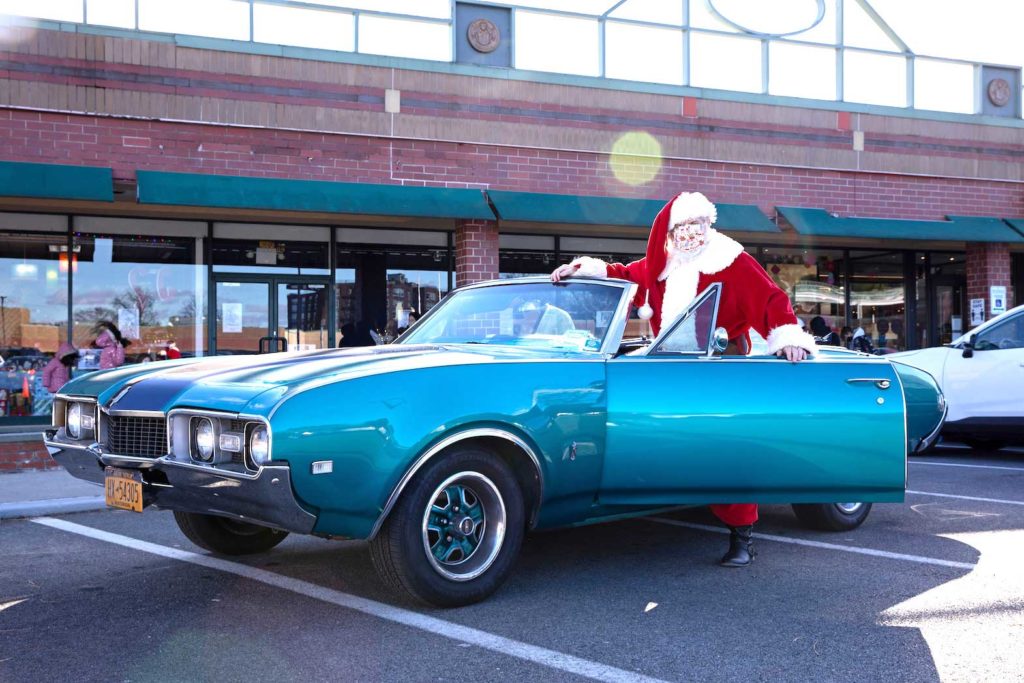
669,191,717,227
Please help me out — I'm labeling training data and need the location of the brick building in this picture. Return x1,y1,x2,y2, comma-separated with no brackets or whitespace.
0,3,1023,435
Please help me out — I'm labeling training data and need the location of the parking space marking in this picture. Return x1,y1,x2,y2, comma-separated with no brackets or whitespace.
907,490,1024,507
31,517,670,683
645,518,975,570
911,461,1024,473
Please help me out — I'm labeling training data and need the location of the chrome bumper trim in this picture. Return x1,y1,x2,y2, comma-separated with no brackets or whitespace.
44,429,316,534
915,401,949,454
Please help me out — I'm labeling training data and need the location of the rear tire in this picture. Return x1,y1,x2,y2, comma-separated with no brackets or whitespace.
173,511,289,555
369,446,525,607
791,502,872,531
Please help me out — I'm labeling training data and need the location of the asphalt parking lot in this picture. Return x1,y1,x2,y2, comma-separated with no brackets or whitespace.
2,444,1022,683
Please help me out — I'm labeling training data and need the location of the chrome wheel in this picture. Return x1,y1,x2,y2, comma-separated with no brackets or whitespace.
422,471,506,582
835,503,863,514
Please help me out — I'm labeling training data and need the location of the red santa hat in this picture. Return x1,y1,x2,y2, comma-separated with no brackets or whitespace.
636,192,717,319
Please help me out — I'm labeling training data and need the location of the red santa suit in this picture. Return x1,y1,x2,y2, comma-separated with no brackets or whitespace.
570,192,816,528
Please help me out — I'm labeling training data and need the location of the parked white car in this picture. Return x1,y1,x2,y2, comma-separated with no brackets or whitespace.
890,304,1024,450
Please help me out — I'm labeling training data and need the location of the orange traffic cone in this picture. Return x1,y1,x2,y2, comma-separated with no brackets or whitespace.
22,375,31,399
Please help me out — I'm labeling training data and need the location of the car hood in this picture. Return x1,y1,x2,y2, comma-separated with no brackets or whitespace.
62,344,585,415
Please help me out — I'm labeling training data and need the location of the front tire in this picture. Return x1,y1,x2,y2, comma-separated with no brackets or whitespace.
369,447,525,607
173,511,289,555
791,502,872,531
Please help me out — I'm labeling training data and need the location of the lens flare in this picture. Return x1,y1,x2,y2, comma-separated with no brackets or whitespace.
609,131,662,187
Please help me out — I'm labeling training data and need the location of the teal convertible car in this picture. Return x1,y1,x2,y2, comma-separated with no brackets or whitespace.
46,277,945,606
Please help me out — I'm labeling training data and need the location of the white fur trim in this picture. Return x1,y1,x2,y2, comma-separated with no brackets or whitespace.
659,229,743,281
661,262,700,327
669,192,717,227
766,323,818,354
570,256,608,278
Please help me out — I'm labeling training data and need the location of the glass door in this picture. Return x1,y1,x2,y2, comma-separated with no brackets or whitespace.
276,280,328,352
213,277,329,354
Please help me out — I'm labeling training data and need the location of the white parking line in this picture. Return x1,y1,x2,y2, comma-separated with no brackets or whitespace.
31,517,669,683
907,490,1024,507
644,518,975,570
911,460,1024,473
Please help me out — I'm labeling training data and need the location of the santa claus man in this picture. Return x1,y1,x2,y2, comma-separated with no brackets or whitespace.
551,191,816,567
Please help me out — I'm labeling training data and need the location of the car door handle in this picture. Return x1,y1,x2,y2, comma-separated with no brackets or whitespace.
847,378,891,389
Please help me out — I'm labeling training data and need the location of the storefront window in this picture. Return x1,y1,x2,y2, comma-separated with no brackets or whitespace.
72,231,206,366
500,234,555,278
849,250,906,352
0,231,69,418
212,239,329,274
336,228,451,345
762,247,847,343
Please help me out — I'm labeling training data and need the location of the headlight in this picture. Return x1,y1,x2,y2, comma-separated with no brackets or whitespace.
193,418,216,462
67,402,82,439
249,425,270,466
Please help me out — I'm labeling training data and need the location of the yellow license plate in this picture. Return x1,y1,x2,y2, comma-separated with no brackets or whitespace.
104,467,143,513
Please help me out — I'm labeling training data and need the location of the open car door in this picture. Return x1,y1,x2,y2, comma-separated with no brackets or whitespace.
600,284,906,506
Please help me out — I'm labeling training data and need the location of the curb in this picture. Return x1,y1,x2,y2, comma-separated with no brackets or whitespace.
0,496,106,520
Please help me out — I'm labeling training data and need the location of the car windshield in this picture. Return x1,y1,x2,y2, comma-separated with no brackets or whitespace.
400,280,626,353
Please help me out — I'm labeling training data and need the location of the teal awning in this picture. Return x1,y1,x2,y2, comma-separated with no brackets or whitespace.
1003,219,1024,239
779,207,1024,243
136,171,494,220
487,191,779,232
0,161,113,201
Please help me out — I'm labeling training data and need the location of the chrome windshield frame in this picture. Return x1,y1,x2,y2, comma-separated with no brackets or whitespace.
394,276,637,357
641,283,723,357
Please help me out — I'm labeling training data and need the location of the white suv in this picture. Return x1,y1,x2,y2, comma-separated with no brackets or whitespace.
890,304,1024,450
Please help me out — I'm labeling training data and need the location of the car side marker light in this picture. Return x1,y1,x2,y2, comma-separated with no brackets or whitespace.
312,461,333,475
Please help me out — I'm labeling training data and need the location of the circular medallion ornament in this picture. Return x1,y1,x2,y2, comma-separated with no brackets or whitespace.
988,78,1011,107
467,18,500,53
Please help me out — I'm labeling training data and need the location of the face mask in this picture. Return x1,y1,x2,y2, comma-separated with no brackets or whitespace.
667,220,709,258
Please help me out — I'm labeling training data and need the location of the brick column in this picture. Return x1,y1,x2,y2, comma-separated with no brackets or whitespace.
966,243,1013,320
455,219,499,285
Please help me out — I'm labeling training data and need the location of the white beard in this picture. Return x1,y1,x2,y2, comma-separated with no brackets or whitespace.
660,261,700,328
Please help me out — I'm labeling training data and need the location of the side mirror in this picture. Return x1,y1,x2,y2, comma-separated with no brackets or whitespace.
712,327,729,354
962,334,975,359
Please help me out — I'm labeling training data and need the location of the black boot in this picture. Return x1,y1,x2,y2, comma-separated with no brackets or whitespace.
719,525,755,567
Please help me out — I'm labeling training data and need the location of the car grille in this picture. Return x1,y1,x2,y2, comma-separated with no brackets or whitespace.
104,415,167,458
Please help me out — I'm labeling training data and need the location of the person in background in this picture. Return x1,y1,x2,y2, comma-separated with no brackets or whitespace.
810,316,841,346
94,321,128,369
840,325,854,348
165,341,182,360
42,342,78,393
851,327,875,354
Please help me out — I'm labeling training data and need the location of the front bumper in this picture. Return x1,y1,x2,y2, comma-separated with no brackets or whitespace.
44,429,317,534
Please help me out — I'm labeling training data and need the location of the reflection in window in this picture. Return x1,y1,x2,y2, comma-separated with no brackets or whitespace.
849,250,905,352
337,244,450,345
72,233,206,365
0,232,69,418
762,247,847,345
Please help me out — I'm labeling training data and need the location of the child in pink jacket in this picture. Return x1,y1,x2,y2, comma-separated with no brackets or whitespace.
42,342,78,393
94,321,128,369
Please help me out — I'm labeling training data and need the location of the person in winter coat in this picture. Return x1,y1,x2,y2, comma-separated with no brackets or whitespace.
42,342,78,393
850,326,875,354
551,190,816,568
810,316,841,346
94,321,128,369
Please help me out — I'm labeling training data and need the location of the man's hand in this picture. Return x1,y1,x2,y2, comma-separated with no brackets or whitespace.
550,263,579,283
778,345,808,362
